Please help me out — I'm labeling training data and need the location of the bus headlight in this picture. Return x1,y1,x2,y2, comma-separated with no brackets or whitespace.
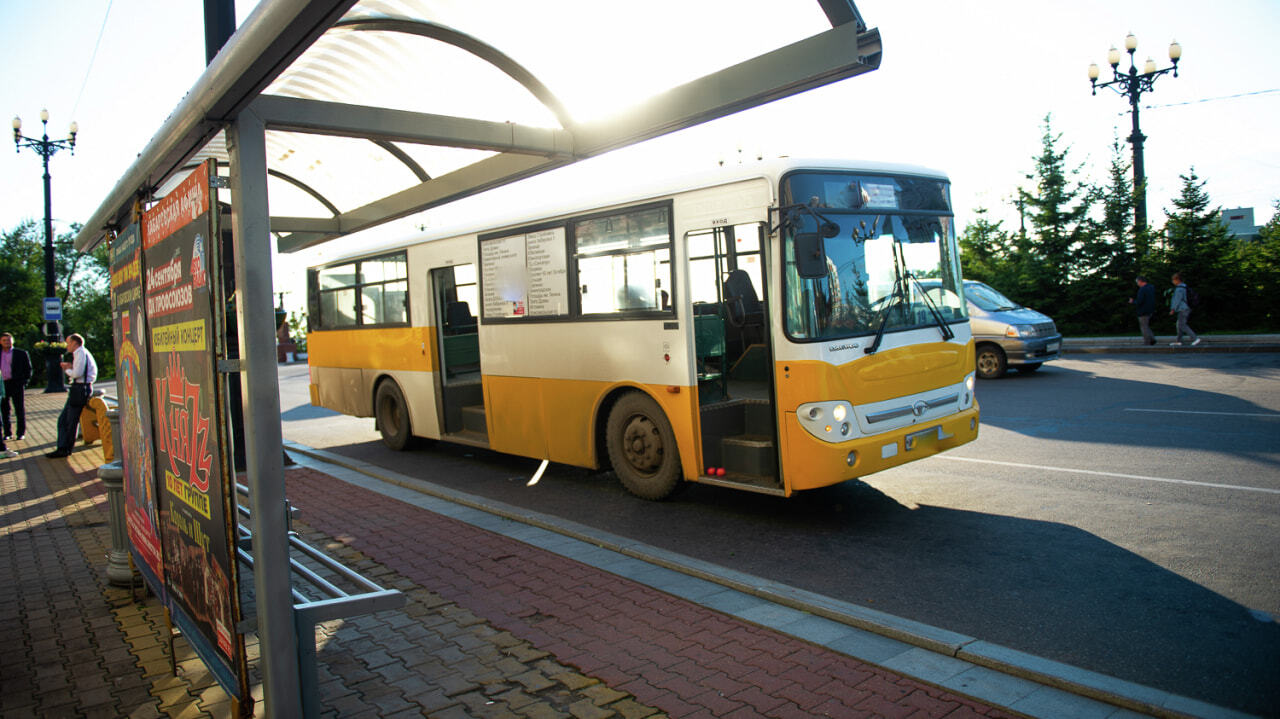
797,400,856,443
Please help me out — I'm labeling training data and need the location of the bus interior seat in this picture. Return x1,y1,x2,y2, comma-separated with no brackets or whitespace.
723,270,762,319
723,269,764,349
446,300,476,334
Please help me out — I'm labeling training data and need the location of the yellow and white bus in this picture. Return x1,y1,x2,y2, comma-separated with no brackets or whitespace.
305,158,978,499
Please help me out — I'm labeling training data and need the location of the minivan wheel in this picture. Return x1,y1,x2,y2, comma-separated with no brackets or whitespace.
975,345,1007,379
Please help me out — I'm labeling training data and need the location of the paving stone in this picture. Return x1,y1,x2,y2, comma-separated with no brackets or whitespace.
5,399,1017,719
569,698,618,719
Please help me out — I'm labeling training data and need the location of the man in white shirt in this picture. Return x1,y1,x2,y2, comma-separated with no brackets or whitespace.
47,333,97,458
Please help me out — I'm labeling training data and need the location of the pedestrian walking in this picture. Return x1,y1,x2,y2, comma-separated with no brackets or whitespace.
0,378,16,458
1,332,33,440
1129,276,1156,345
1169,272,1200,347
47,333,97,458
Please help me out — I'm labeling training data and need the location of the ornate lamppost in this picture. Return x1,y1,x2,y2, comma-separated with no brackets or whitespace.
1089,33,1182,232
12,109,78,393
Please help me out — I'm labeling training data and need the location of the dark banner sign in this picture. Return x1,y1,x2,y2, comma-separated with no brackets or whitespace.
140,161,249,703
111,222,165,598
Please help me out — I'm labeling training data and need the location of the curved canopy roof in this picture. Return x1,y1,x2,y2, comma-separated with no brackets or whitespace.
74,0,881,254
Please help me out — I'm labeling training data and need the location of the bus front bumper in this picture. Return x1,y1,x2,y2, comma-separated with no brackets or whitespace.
782,406,980,493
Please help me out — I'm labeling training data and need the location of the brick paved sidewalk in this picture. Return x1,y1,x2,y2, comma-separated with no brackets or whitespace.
3,388,1016,717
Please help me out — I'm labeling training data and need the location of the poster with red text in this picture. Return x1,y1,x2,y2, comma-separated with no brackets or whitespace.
111,222,165,598
141,161,248,702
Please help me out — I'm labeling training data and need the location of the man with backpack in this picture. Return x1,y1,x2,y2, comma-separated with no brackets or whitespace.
1169,272,1201,347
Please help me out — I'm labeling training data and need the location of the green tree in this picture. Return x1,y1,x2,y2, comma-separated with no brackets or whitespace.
1071,140,1144,334
0,222,114,382
1236,200,1280,330
1159,168,1237,331
1017,115,1101,332
958,206,1015,285
0,221,45,344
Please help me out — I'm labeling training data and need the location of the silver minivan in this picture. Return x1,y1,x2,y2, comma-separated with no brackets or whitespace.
964,280,1061,379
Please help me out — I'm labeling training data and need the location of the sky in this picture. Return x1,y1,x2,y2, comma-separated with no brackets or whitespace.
2,0,1277,317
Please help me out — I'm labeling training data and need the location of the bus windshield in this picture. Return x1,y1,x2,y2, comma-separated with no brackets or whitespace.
780,172,967,342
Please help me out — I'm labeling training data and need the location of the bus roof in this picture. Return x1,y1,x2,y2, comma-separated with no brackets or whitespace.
312,157,949,267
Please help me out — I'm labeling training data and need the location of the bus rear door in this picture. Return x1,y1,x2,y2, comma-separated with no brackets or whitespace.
430,264,488,444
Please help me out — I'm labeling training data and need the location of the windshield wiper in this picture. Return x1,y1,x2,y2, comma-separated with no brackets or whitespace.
864,278,905,355
866,232,909,355
906,273,955,342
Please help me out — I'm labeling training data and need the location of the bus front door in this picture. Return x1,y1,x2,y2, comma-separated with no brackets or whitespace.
687,223,781,493
430,265,488,444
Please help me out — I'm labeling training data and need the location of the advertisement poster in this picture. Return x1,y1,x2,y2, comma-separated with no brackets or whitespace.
110,223,165,598
141,161,247,701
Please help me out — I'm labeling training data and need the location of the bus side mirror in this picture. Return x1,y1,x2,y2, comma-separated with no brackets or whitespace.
794,232,827,279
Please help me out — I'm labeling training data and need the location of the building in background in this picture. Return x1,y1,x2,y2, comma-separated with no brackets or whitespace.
1219,207,1261,241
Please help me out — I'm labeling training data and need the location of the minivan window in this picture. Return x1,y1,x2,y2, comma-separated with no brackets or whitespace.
966,283,1021,312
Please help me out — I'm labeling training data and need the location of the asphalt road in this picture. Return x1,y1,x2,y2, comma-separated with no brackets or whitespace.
277,353,1280,716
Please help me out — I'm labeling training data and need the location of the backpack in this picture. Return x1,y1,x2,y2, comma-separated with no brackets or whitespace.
1184,285,1202,309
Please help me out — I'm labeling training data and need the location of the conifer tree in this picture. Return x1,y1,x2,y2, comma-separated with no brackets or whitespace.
1160,168,1236,330
1017,115,1099,330
1236,200,1280,329
958,207,1014,286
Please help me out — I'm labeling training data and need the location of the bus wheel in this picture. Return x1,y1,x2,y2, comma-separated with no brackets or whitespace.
606,392,683,500
975,344,1007,379
375,380,413,451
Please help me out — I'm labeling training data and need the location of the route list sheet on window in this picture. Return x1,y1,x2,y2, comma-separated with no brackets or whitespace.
481,227,567,318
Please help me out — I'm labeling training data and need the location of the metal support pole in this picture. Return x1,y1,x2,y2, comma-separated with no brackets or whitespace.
99,407,135,586
41,149,65,393
227,107,303,719
1128,85,1147,230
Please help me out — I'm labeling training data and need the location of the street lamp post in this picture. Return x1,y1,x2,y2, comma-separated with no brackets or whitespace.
13,109,78,393
1089,33,1182,232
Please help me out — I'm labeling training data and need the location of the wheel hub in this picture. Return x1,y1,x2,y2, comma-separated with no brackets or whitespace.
622,416,662,473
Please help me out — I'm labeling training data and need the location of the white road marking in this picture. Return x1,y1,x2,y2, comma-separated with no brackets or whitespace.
1125,408,1280,419
937,456,1280,496
526,458,549,487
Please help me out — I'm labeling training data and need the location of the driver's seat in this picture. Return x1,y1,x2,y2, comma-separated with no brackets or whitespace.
723,270,761,318
723,269,764,350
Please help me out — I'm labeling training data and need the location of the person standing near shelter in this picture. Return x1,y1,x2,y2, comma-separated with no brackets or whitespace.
1169,272,1201,347
1129,276,1156,346
47,333,97,458
1,332,32,440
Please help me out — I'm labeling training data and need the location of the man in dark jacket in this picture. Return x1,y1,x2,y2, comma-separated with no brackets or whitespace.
1,332,33,440
1130,276,1156,346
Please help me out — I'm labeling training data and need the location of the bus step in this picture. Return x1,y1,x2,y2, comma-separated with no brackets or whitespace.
461,404,488,435
698,470,782,494
721,434,776,477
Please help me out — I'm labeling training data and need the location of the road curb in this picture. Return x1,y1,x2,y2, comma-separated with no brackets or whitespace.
281,440,1259,719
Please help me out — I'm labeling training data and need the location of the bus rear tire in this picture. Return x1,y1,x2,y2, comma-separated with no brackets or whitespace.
606,392,683,501
375,380,413,451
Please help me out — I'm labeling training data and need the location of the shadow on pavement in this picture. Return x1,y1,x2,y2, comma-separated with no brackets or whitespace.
303,438,1279,716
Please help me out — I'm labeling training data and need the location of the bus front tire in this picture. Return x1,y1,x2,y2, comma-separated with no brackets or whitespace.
606,392,683,501
375,380,413,451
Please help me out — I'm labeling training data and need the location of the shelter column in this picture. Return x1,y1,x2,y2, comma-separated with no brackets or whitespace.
227,107,303,718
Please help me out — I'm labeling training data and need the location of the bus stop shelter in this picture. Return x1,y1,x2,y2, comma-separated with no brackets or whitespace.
72,1,881,715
